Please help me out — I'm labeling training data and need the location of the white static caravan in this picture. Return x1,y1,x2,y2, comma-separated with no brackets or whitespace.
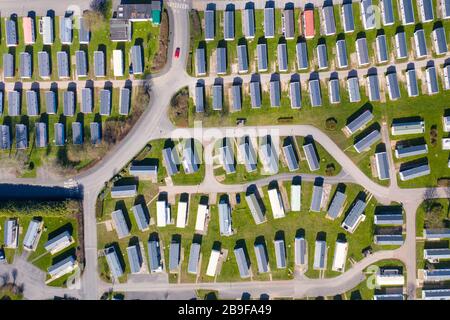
113,50,124,77
268,187,285,219
206,249,221,277
176,199,188,228
195,203,209,233
331,241,348,272
156,199,171,227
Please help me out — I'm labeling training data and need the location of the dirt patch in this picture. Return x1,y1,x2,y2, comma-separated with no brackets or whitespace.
151,9,169,72
169,87,190,127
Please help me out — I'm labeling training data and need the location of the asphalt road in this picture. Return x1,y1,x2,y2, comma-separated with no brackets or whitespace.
0,0,92,16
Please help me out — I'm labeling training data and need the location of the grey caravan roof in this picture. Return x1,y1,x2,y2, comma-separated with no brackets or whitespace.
346,110,374,134
81,88,93,114
47,256,75,277
38,51,50,78
336,39,348,68
15,124,28,149
219,141,235,174
250,81,262,108
381,0,395,25
396,144,428,158
75,51,88,77
420,0,434,22
395,32,408,59
243,8,255,39
162,147,179,176
148,239,162,272
218,199,232,234
290,81,301,109
204,9,215,41
277,43,288,72
57,51,69,78
310,185,323,212
72,122,83,145
239,137,257,172
0,91,2,114
361,0,375,29
406,69,419,97
356,37,369,65
94,51,105,77
187,242,201,274
342,199,366,231
347,77,361,103
234,247,250,278
283,9,295,39
374,213,403,225
432,73,448,95
316,44,328,69
35,122,47,148
264,7,275,38
245,191,266,224
303,143,320,171
104,246,123,278
59,17,72,44
223,10,235,40
274,239,286,269
20,52,32,78
90,122,102,144
374,294,404,300
79,17,90,44
375,151,390,180
5,19,17,46
342,3,355,33
376,34,388,63
270,80,281,107
23,219,41,249
119,88,131,115
313,240,326,269
111,209,130,239
309,79,322,107
295,237,306,265
195,48,206,76
169,241,180,272
254,243,269,273
374,234,404,245
100,89,111,116
3,53,14,78
231,85,241,111
354,129,381,153
216,47,227,74
327,191,347,219
399,163,430,181
400,0,415,24
237,44,248,73
182,138,200,174
367,74,380,101
127,244,142,274
434,27,448,55
63,91,75,116
0,125,11,150
26,90,39,116
54,123,65,146
257,43,268,71
8,91,21,116
322,5,336,35
328,78,340,104
45,91,57,114
131,45,143,74
296,41,308,70
195,85,204,112
414,29,427,58
282,143,299,171
443,0,450,18
386,72,401,100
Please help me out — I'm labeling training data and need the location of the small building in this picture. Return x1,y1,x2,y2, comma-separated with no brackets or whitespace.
322,5,336,36
219,138,235,174
195,203,209,233
5,19,18,47
216,47,227,75
218,198,232,236
290,81,302,109
78,16,90,44
345,110,373,135
119,87,130,115
15,124,28,150
129,164,157,181
41,16,54,45
374,234,404,245
391,121,425,135
328,78,341,104
353,129,381,153
254,243,269,273
131,204,149,231
72,122,83,145
0,125,11,150
423,269,450,281
376,268,405,286
309,79,322,107
206,249,221,277
35,122,47,148
395,143,428,159
336,39,348,69
104,246,123,278
223,9,235,41
3,218,19,249
26,90,39,116
111,209,130,239
204,9,215,41
181,138,200,174
176,198,188,228
234,247,250,278
442,0,450,19
373,294,404,300
303,8,315,39
245,189,266,224
406,68,419,97
169,241,180,273
424,248,450,262
341,3,355,33
81,88,93,114
268,186,285,219
347,77,361,103
269,80,281,107
274,239,287,269
264,7,275,38
395,31,408,59
239,136,257,172
59,17,72,44
156,197,171,227
259,135,278,174
303,142,320,171
331,240,348,272
243,7,255,39
295,237,307,266
375,151,390,180
376,34,388,63
418,0,434,22
44,231,73,254
310,184,324,213
195,48,206,76
74,51,87,78
283,8,295,39
110,185,137,198
313,240,326,270
99,89,111,116
414,29,427,58
296,41,308,70
22,17,35,44
423,228,450,240
47,256,76,279
367,74,381,101
443,65,450,90
422,289,450,300
148,239,163,273
151,1,162,25
109,19,131,42
3,53,14,78
356,37,370,66
327,191,347,219
195,84,205,112
426,66,439,95
38,51,51,79
212,84,223,111
277,43,288,72
399,163,430,181
54,123,65,147
231,84,241,111
361,0,376,29
250,81,262,108
187,242,201,275
399,0,415,25
113,50,124,77
381,0,395,25
127,244,142,274
90,122,102,145
94,51,105,77
341,199,367,233
316,44,328,70
117,3,152,20
282,141,299,171
162,146,179,176
57,51,69,79
290,181,301,212
131,45,143,75
20,52,32,79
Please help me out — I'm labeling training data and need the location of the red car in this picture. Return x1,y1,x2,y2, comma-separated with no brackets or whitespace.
174,47,180,58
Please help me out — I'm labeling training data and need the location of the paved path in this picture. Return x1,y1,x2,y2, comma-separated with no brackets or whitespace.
0,0,91,16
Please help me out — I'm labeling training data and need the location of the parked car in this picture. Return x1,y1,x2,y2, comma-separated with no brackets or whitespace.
174,47,180,58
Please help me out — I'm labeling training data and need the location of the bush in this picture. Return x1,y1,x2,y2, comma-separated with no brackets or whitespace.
325,164,336,176
90,0,111,17
325,118,338,131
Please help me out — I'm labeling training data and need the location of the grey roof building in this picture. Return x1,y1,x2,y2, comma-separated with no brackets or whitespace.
212,84,223,111
347,77,360,103
219,138,235,174
26,90,39,116
169,241,180,272
418,0,434,22
361,0,376,29
78,17,90,44
41,16,54,45
231,84,241,111
187,242,201,274
426,66,439,95
182,138,200,174
422,289,450,300
328,78,341,104
119,87,131,115
224,9,235,41
270,80,281,107
81,88,93,114
342,199,367,233
367,74,380,101
406,69,419,97
234,247,250,278
313,240,326,270
374,294,404,300
44,230,72,253
57,51,69,79
245,189,266,224
341,3,355,33
336,39,348,68
216,47,227,75
283,8,295,39
148,239,163,273
295,237,307,266
3,218,18,248
195,84,204,112
345,110,373,135
243,8,255,39
254,243,269,273
131,45,144,75
250,81,262,108
0,125,11,150
3,53,14,78
111,209,130,239
218,198,232,236
423,269,450,282
257,43,268,72
100,89,111,116
316,44,328,70
238,136,257,172
374,213,403,225
90,122,102,145
94,51,105,77
376,34,388,63
237,44,248,73
443,0,450,18
259,135,278,174
127,244,142,274
386,72,401,100
424,248,450,261
310,184,323,212
15,124,28,149
72,122,83,145
8,91,21,116
414,29,427,58
322,5,336,35
23,219,42,251
296,41,308,70
109,19,131,42
290,81,302,109
264,7,275,38
399,163,430,181
356,37,369,66
75,51,88,77
399,0,415,25
274,239,287,269
20,52,32,79
303,142,320,171
110,185,136,198
277,43,288,72
59,17,72,44
423,228,450,240
38,51,50,79
47,256,76,278
63,91,75,116
5,19,18,47
395,143,428,159
35,122,47,148
327,191,347,219
395,32,408,59
195,47,206,76
204,9,215,41
104,246,123,278
391,120,425,135
381,0,395,25
282,142,299,171
131,204,149,231
54,123,65,146
162,146,179,175
375,151,390,180
354,129,381,153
